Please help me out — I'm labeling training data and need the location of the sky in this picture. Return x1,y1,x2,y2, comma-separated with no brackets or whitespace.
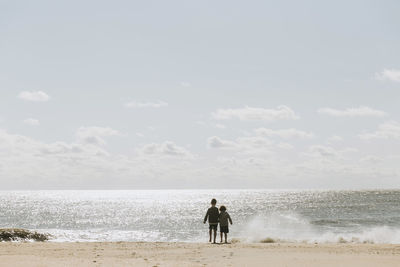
1,0,400,189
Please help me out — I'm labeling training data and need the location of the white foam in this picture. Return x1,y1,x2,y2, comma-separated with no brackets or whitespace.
238,212,400,244
319,226,400,244
43,229,165,242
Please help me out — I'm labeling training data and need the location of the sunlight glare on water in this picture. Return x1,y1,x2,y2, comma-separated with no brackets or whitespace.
1,190,400,243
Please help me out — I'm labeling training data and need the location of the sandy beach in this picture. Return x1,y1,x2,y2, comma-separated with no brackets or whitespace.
0,242,399,267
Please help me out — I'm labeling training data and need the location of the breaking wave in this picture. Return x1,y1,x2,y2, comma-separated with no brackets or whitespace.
239,213,400,244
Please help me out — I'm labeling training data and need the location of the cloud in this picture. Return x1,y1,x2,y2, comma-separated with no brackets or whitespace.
0,129,108,159
18,91,50,102
76,126,121,145
307,145,338,158
0,129,199,189
375,69,400,82
207,136,237,149
39,141,86,155
212,106,299,121
359,121,400,140
276,142,294,150
207,135,279,154
138,141,193,158
254,128,314,139
207,136,269,150
0,129,120,188
124,101,168,108
236,136,274,148
215,124,226,129
318,106,387,117
359,155,383,164
0,128,399,189
23,118,40,126
306,145,357,160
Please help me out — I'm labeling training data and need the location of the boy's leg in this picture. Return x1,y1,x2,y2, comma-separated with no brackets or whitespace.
220,231,223,243
213,229,217,243
224,233,228,243
209,229,212,242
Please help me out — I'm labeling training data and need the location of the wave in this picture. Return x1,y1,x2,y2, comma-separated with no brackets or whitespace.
12,225,400,244
238,213,400,244
37,214,400,244
43,229,167,243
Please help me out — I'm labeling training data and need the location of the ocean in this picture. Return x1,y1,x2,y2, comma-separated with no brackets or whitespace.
1,190,400,243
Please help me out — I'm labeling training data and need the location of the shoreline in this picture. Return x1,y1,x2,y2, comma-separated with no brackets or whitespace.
1,242,400,266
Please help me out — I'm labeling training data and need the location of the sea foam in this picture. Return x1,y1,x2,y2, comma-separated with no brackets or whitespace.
240,212,400,244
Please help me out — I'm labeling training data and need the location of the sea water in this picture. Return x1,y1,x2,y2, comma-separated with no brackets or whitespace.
1,190,400,243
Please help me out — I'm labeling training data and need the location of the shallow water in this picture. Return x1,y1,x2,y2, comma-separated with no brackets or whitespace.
1,190,400,243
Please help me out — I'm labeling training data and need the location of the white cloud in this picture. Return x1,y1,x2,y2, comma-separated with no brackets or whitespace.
212,106,299,121
207,136,237,149
236,136,274,148
18,91,50,102
39,141,86,155
318,106,387,117
375,69,400,82
124,100,168,108
0,129,124,188
23,118,40,126
305,145,357,160
307,145,338,158
207,135,277,154
0,128,399,189
276,142,294,150
254,128,314,139
138,141,193,158
0,129,199,189
76,126,121,145
359,121,400,140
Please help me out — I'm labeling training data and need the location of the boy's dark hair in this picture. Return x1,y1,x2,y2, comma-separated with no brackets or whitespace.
211,198,217,205
219,205,226,212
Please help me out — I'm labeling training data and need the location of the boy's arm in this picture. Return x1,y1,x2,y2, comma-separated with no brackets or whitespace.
228,214,233,225
203,209,209,224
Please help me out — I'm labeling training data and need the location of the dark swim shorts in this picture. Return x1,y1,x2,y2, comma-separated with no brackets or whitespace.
209,224,218,231
220,225,229,233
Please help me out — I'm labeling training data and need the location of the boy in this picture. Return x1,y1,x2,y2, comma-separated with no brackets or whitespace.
203,198,219,243
218,205,232,243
